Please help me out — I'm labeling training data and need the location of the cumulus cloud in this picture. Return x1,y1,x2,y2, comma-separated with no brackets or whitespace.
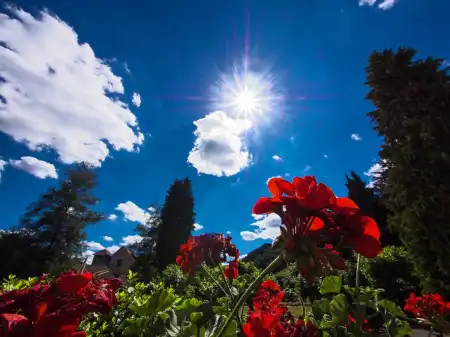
132,93,141,107
359,0,398,9
82,250,95,264
0,159,7,181
106,245,120,254
351,134,362,141
121,235,143,245
364,162,385,188
9,156,58,179
0,8,144,167
193,223,204,231
85,241,105,251
115,201,150,225
272,155,283,162
103,236,113,242
240,213,282,241
187,111,252,177
108,214,117,221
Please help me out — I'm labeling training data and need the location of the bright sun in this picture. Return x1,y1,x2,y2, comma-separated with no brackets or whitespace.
212,63,282,119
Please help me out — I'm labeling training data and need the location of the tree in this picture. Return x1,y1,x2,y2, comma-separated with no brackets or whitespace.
345,171,400,247
365,47,450,297
20,163,103,274
155,178,195,271
130,207,162,281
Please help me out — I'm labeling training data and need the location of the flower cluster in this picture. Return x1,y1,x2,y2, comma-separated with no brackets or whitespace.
405,293,450,332
176,233,240,279
243,280,318,337
0,271,121,337
253,176,381,282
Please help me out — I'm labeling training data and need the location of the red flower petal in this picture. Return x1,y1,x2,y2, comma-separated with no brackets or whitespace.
0,313,30,336
268,178,294,198
309,218,325,232
353,235,382,258
252,197,282,214
334,198,360,214
292,176,313,197
361,216,380,240
56,272,92,294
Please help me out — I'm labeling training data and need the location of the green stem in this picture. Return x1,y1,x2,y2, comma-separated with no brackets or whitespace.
356,254,361,287
201,265,228,297
217,260,235,299
214,255,283,337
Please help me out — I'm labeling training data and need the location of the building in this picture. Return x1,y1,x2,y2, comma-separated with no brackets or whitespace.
87,246,136,281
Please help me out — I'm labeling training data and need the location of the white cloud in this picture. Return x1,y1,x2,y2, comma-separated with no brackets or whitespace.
108,214,117,221
103,236,113,242
241,213,282,241
0,159,7,181
124,62,131,74
284,173,290,177
303,165,311,173
323,154,328,158
290,136,295,141
359,0,398,9
9,156,58,179
193,223,204,231
115,201,150,225
85,241,105,251
272,154,283,162
121,235,143,245
364,162,385,188
132,92,141,107
82,250,95,264
187,111,252,177
226,231,232,235
148,206,156,212
239,254,248,260
351,134,362,141
106,245,120,254
0,8,144,167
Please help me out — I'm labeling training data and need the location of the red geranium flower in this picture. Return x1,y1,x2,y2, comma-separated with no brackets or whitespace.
55,272,92,294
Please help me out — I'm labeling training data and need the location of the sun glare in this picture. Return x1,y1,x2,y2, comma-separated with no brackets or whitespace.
212,63,283,120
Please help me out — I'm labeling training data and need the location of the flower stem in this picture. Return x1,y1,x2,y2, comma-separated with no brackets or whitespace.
356,254,361,287
214,255,283,337
201,265,228,296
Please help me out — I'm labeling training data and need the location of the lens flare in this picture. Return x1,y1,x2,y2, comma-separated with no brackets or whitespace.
211,63,283,120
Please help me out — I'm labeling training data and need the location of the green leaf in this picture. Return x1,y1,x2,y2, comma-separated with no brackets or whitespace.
329,294,348,326
320,276,342,294
378,299,406,318
204,315,237,337
312,299,331,319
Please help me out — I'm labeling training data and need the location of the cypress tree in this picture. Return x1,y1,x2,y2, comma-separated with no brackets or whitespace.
20,163,103,274
155,178,195,271
365,47,450,297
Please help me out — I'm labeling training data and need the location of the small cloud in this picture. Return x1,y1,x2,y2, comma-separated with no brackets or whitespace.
121,235,143,245
194,223,204,231
351,134,362,141
85,241,105,251
108,214,118,221
115,201,150,225
0,159,7,182
132,92,141,107
239,254,248,260
290,136,295,141
323,154,328,158
303,165,311,173
9,157,58,179
284,173,290,177
148,206,156,212
241,213,282,241
226,231,232,235
272,155,283,162
103,236,113,242
358,0,398,10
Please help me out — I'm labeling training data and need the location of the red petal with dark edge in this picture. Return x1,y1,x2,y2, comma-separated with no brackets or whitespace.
268,177,294,197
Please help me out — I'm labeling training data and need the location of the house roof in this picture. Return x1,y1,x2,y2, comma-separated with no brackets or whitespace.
94,249,112,256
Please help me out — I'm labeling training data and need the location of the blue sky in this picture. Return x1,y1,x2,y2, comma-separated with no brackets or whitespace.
0,0,448,258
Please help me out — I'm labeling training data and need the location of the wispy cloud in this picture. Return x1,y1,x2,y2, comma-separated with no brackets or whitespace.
351,134,362,141
364,162,385,188
0,8,144,167
358,0,398,10
303,165,311,173
272,154,283,162
0,159,8,182
323,154,328,158
9,157,58,179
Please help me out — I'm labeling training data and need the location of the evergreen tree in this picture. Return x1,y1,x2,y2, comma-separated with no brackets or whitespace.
345,171,400,247
365,47,450,297
155,178,195,271
20,163,103,274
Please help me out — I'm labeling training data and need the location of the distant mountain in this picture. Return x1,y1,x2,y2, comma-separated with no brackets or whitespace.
242,243,285,272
